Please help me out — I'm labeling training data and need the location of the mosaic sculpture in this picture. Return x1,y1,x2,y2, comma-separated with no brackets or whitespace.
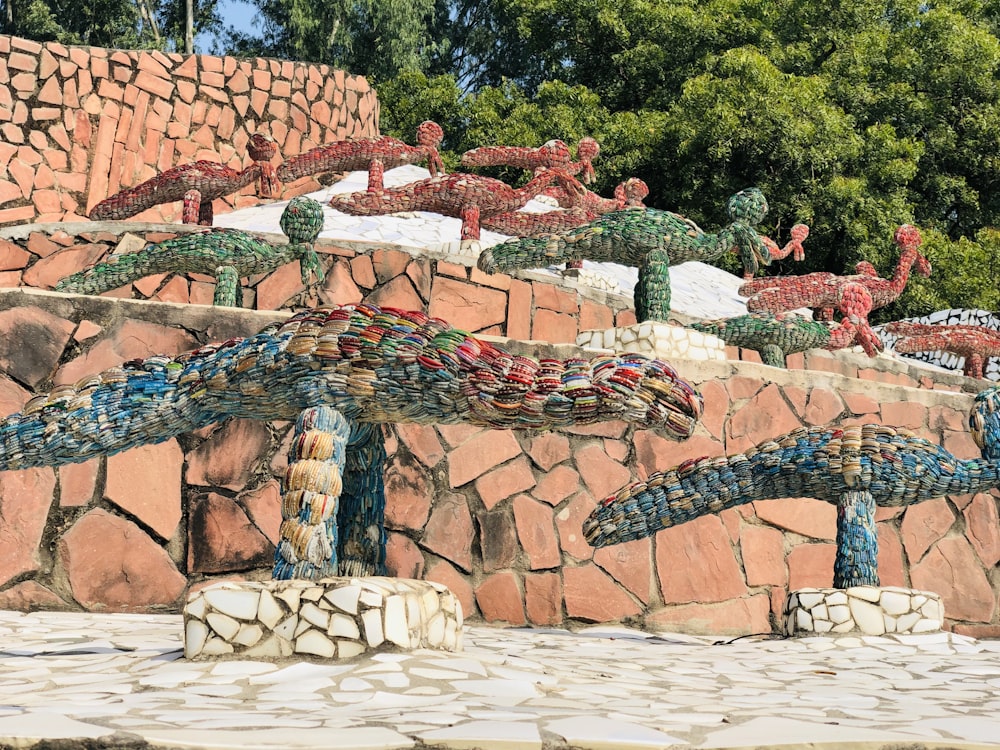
689,312,834,367
0,303,702,580
758,224,809,278
329,169,585,240
58,197,326,307
276,121,446,191
461,137,600,183
885,321,1000,379
478,188,778,322
89,134,279,225
880,309,1000,381
740,225,931,356
584,385,1000,588
480,178,650,238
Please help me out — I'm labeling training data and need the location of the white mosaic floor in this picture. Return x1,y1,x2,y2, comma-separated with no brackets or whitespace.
2,611,1000,749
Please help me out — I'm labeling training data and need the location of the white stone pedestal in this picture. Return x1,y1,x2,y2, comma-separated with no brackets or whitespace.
576,324,727,362
184,577,463,660
783,587,943,636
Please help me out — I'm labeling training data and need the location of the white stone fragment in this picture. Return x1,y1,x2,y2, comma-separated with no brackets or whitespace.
826,590,848,605
798,592,825,609
294,616,312,638
362,608,384,647
813,619,833,633
847,586,881,603
185,594,207,621
912,618,941,633
832,621,855,633
828,605,851,624
883,615,897,633
795,609,813,631
811,604,828,621
205,612,241,641
301,586,324,601
295,630,336,658
328,613,361,640
849,598,886,635
360,589,384,609
383,596,409,648
325,584,362,615
233,624,263,647
201,637,234,656
879,590,911,616
257,589,284,629
204,588,261,620
895,612,921,632
273,614,298,641
337,640,366,658
275,586,301,612
300,602,330,630
184,619,208,657
920,599,943,621
427,612,446,646
243,635,284,659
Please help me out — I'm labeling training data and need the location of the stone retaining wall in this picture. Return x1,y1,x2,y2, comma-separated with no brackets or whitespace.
0,286,996,637
0,35,377,226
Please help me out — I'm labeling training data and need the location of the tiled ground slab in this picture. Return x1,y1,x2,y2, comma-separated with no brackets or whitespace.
1,611,1000,749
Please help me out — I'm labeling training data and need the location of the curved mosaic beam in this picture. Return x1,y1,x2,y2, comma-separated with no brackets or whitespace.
277,121,445,191
0,303,703,578
58,197,327,307
89,134,279,225
478,188,781,322
583,385,1000,588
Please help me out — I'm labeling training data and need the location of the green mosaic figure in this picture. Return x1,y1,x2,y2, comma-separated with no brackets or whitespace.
478,188,774,322
57,197,327,307
690,312,833,367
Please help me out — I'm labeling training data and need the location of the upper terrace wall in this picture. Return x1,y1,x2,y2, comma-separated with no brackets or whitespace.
0,35,378,227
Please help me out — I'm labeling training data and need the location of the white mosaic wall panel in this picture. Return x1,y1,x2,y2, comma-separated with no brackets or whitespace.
783,587,943,636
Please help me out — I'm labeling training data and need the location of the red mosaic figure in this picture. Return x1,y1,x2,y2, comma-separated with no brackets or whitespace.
482,178,649,238
329,169,585,241
461,137,600,183
885,321,1000,379
89,134,279,225
756,223,809,279
277,121,445,191
740,225,930,356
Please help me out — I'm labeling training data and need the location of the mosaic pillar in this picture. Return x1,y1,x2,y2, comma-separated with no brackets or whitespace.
834,489,879,588
338,422,388,577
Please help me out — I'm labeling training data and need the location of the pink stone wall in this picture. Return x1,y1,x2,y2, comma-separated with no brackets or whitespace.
0,35,378,226
0,285,997,638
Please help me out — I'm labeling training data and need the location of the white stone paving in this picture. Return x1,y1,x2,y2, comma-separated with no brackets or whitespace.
2,611,1000,749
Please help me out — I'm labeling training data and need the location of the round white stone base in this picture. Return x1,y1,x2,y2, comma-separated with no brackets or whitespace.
783,586,943,636
183,577,463,660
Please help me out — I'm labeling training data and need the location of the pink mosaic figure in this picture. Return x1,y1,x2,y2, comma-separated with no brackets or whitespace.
483,178,649,238
277,121,445,191
755,223,809,279
885,321,1000,379
740,225,930,355
89,134,279,226
461,137,600,184
329,169,585,240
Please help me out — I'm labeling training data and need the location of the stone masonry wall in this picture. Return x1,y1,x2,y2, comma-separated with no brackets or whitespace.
0,35,378,226
0,284,996,638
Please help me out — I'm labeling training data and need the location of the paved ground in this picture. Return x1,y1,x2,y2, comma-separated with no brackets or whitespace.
2,611,1000,749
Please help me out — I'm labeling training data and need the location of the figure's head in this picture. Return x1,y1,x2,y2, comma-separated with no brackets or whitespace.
576,137,600,160
539,140,572,166
727,187,769,225
592,355,703,438
614,178,649,207
416,121,444,148
248,133,277,162
970,385,1000,460
894,225,931,278
281,196,326,244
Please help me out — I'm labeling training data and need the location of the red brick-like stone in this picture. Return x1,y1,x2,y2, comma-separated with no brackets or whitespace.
184,418,271,492
475,570,526,625
0,375,29,418
928,404,967,432
900,497,954,563
579,299,614,331
803,388,843,425
697,380,729,441
564,564,641,622
531,464,580,506
531,308,577,344
437,423,481,448
428,277,506,333
56,319,197,386
594,537,653,603
525,571,562,625
787,543,835,589
726,375,764,401
752,497,837,540
964,493,1000,568
477,509,519,572
843,391,880,416
60,508,186,611
395,423,444,468
646,594,772,636
555,490,597,561
911,536,995,622
526,432,571,471
106,440,183,540
420,491,473,571
384,455,433,532
254,260,305,310
0,580,70,611
876,522,906,587
239,479,281,544
448,429,521,487
943,429,980,461
634,431,722,477
366,274,424,312
656,514,748,604
188,492,274,574
426,559,476,618
58,458,99,507
371,247,411,284
880,401,926,430
475,456,536,510
385,532,425,579
316,259,362,306
0,305,74,388
574,443,631,501
726,383,800,453
22,243,107,289
740,524,787,587
507,278,532,339
533,282,578,314
513,495,561,569
0,468,56,587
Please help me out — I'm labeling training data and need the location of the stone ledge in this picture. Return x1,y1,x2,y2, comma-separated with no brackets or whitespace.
577,323,728,362
184,577,463,660
783,586,943,636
